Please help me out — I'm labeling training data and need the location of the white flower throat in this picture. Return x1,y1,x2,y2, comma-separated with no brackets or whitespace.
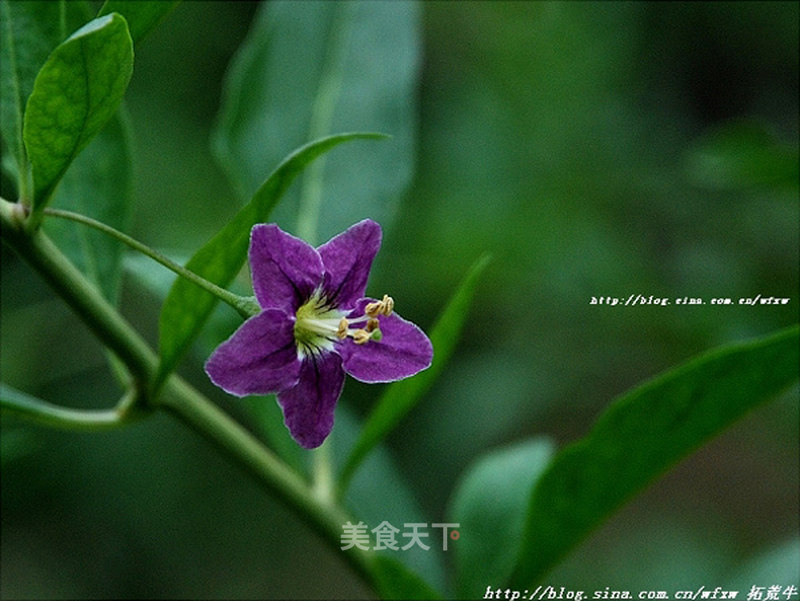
293,290,394,357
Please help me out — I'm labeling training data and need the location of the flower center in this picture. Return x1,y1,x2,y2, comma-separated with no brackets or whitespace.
293,290,394,356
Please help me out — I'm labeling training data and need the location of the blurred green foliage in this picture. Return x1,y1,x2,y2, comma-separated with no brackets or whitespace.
2,1,797,598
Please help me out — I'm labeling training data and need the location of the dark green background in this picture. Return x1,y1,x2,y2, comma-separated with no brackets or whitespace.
2,2,797,598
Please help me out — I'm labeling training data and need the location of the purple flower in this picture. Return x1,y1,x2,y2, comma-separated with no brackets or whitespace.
205,219,433,449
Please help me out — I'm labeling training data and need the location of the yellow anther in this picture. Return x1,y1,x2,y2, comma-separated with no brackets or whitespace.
337,317,348,339
353,329,371,344
366,318,380,332
365,294,394,317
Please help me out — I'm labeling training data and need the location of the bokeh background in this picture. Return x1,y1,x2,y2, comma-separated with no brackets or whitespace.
2,1,798,598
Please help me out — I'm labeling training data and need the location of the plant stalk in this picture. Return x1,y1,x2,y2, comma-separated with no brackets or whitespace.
0,197,381,594
43,207,258,319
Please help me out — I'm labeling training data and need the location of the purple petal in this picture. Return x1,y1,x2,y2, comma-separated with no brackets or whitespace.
317,219,381,309
276,352,345,449
338,300,433,383
205,309,300,396
249,224,324,311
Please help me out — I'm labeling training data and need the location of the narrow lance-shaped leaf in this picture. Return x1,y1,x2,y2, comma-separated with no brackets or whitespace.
155,132,386,390
97,0,179,44
212,0,420,243
338,254,491,493
510,325,800,587
23,13,133,215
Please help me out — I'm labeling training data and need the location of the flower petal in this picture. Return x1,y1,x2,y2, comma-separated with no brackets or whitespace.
339,300,433,383
249,224,324,311
317,219,381,308
204,309,300,396
276,352,345,449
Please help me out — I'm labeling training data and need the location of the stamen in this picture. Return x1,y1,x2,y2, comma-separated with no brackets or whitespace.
365,294,394,317
353,326,383,344
337,317,348,339
353,329,371,345
294,291,394,352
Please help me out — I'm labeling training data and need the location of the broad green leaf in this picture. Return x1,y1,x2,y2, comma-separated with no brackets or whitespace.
372,556,442,600
449,439,555,599
155,132,386,390
44,109,132,302
0,1,97,196
339,254,491,492
724,538,800,589
23,13,133,213
510,325,800,587
97,0,179,44
0,0,65,196
213,0,420,243
334,406,446,597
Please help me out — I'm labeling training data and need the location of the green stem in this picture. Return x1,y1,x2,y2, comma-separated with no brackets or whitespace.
0,197,381,594
43,207,258,319
1,384,145,431
2,199,157,385
159,376,378,583
312,438,335,504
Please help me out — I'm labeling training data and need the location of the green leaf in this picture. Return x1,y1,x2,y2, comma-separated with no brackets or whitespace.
97,0,179,44
724,538,800,589
0,0,66,196
372,556,443,600
155,132,386,390
213,0,420,243
450,439,555,599
0,1,98,196
23,12,133,214
510,325,800,587
334,406,446,597
44,109,133,302
338,254,491,492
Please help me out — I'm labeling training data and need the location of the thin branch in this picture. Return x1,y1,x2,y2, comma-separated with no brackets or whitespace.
1,384,146,431
0,197,383,595
43,207,258,319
